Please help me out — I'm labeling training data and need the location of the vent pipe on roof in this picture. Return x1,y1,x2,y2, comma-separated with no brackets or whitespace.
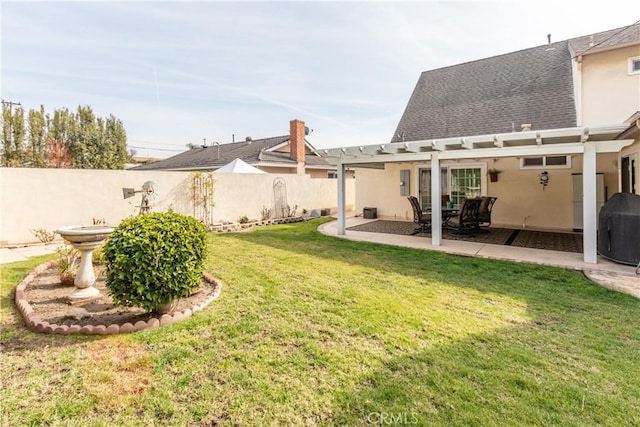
589,35,594,47
547,34,551,45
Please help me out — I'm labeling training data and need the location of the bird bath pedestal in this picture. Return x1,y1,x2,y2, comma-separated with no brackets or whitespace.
56,225,114,300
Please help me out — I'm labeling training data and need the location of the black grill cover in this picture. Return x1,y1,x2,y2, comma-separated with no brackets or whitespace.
598,193,640,265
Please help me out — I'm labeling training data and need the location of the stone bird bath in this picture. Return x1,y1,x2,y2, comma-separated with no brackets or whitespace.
56,225,114,300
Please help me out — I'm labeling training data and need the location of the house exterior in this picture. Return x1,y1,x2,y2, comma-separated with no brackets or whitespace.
134,119,349,179
324,22,640,264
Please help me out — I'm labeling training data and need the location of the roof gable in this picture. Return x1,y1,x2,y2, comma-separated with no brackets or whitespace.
391,40,577,143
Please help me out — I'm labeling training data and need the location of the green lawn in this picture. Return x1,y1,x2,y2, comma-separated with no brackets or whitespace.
1,219,639,426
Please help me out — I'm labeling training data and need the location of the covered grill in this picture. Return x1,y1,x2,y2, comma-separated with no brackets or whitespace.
598,193,640,265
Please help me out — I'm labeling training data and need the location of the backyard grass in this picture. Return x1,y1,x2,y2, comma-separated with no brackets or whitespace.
1,218,639,426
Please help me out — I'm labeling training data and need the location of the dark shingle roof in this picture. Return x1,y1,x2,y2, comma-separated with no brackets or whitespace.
391,40,577,143
569,21,640,56
133,135,329,171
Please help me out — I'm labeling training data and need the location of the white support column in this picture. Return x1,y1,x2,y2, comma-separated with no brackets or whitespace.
337,162,346,235
431,153,442,246
582,142,597,263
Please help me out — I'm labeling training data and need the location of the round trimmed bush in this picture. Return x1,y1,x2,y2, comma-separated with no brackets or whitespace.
103,211,208,312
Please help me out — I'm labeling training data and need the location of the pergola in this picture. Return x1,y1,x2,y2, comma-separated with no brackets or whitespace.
323,124,634,264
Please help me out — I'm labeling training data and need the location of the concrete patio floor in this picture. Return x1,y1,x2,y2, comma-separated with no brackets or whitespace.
319,217,640,299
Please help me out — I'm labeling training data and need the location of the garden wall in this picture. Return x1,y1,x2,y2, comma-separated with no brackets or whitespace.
0,168,355,245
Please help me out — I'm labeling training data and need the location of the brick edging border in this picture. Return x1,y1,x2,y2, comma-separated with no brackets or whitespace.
14,260,223,335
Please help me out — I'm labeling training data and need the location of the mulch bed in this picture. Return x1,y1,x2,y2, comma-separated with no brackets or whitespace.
347,220,583,253
14,260,222,335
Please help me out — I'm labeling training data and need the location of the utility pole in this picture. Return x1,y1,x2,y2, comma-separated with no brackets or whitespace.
1,99,21,116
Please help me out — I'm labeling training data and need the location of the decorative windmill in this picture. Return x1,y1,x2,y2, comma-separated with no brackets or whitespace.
122,181,156,215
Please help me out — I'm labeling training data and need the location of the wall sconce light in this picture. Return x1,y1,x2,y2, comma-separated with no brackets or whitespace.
540,171,549,189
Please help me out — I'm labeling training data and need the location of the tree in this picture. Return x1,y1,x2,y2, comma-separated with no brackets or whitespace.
1,103,26,167
2,103,129,169
104,114,128,169
47,107,74,168
26,105,47,167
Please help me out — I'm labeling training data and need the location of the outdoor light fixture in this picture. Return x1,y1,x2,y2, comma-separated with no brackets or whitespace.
540,171,549,189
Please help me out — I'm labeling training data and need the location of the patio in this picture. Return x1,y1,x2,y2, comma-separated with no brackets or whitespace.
347,220,583,253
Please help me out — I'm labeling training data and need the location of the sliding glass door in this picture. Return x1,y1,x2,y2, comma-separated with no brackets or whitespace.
418,168,447,210
418,165,484,210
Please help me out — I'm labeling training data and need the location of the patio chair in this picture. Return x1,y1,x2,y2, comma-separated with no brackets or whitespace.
407,196,432,235
475,196,497,232
447,197,482,236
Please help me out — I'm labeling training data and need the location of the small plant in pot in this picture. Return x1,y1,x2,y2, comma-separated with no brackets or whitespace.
488,168,502,182
103,211,208,314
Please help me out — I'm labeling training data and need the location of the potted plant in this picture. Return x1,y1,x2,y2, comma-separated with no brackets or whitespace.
488,168,502,182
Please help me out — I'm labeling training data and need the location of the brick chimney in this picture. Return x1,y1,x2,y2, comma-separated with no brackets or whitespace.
289,119,306,174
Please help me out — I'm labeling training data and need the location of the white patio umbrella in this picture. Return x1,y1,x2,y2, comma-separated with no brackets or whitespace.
214,158,267,174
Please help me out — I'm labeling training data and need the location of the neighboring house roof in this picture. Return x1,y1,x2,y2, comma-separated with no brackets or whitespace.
569,21,640,56
133,134,328,171
391,39,577,143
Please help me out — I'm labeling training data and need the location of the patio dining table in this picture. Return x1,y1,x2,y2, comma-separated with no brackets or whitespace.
427,207,460,227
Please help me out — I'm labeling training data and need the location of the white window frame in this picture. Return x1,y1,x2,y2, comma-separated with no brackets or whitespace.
520,155,572,170
413,162,487,209
628,56,640,75
327,171,338,179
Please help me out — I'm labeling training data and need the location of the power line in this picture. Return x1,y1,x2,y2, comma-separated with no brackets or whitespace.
577,19,640,57
128,145,184,152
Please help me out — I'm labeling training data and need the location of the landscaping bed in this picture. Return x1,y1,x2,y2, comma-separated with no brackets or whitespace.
15,261,221,334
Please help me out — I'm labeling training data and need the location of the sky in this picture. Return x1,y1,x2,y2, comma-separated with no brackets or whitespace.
1,1,637,159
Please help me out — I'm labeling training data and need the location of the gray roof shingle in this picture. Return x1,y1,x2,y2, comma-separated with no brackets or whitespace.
391,40,577,143
569,21,640,56
133,135,328,171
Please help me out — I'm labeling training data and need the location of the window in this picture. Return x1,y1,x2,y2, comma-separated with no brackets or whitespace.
629,56,640,75
450,168,482,207
417,165,484,210
520,155,571,169
327,171,338,179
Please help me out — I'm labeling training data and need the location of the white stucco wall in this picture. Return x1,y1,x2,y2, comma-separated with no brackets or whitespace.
0,168,354,245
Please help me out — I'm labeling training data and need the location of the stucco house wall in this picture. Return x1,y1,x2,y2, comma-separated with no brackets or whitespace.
581,45,640,126
353,150,633,232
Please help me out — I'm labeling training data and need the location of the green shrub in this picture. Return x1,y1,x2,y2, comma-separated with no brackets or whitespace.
103,211,208,312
